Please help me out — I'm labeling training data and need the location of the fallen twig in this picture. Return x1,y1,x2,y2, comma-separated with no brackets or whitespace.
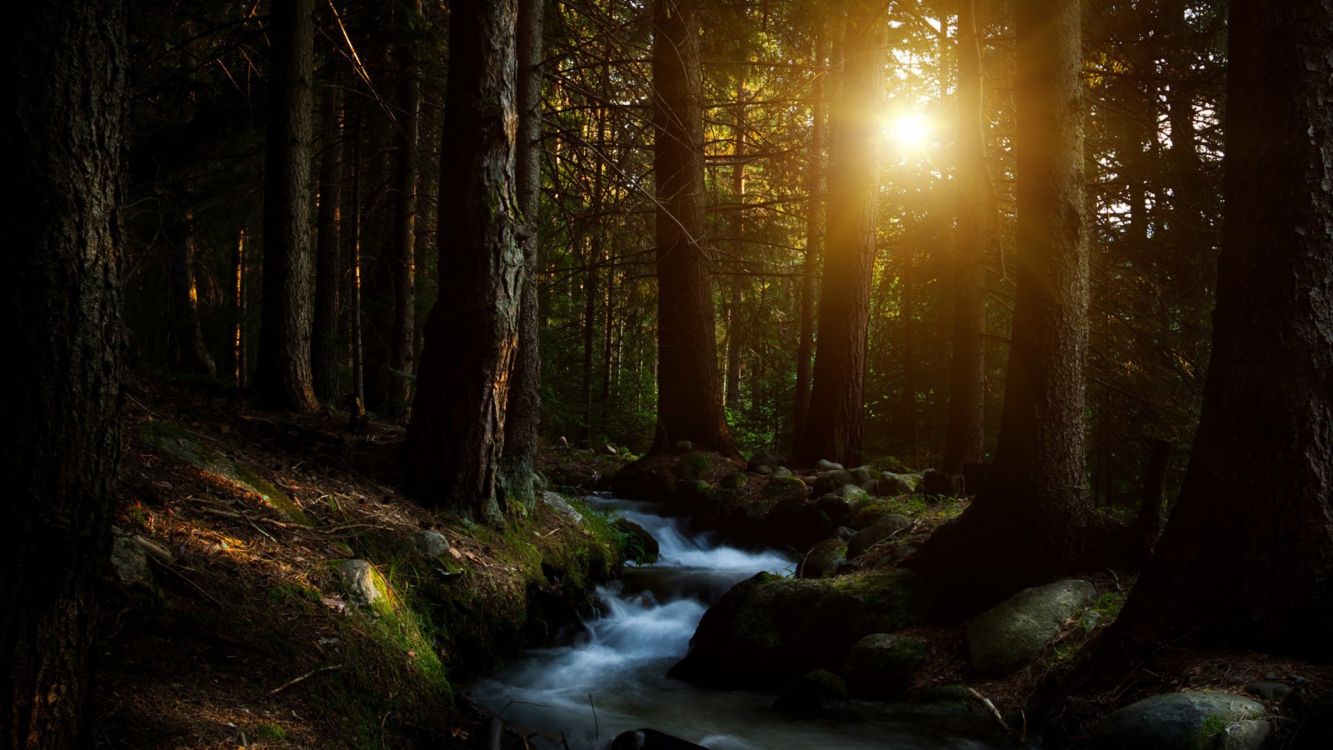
270,663,344,695
967,686,1023,743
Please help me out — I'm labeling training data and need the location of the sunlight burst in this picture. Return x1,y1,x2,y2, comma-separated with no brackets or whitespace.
886,112,931,151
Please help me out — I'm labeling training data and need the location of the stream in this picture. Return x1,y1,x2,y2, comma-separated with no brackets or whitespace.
471,496,1007,750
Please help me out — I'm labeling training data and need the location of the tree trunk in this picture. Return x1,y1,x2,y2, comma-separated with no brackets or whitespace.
793,31,827,448
406,0,522,519
648,0,738,457
1094,0,1333,661
1,2,126,747
256,0,319,412
385,0,422,418
346,103,367,419
909,0,1089,610
233,228,248,387
941,0,993,476
312,84,343,403
498,0,546,511
724,81,747,413
169,209,218,378
794,0,884,467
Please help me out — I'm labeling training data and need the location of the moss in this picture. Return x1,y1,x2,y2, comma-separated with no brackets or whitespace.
253,722,288,742
266,582,320,609
1196,714,1228,749
763,475,808,497
674,451,714,480
868,456,912,474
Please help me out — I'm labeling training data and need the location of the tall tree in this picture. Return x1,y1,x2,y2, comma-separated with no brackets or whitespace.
648,0,738,457
406,0,521,518
1086,0,1333,663
384,0,423,417
793,30,827,448
910,0,1090,608
169,208,218,378
498,0,547,509
2,1,127,746
794,0,885,467
255,0,319,412
941,0,995,477
311,83,343,403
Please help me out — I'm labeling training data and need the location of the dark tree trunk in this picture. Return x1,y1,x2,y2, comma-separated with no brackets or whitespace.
898,263,920,458
793,31,827,448
384,0,422,418
1092,0,1333,661
648,0,737,457
941,0,994,476
909,0,1090,610
347,105,367,420
169,210,218,378
312,84,343,403
498,0,546,511
256,0,319,412
1,2,126,747
233,228,249,387
794,0,884,467
724,83,746,413
406,0,522,519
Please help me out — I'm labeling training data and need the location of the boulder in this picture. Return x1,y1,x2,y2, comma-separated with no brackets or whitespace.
761,496,835,550
336,559,388,609
846,514,913,558
874,472,916,496
667,571,925,688
772,466,793,478
762,475,807,500
673,452,715,480
1092,691,1267,750
797,538,846,579
110,529,151,587
540,491,584,525
846,500,905,531
773,669,848,717
611,729,708,750
812,470,855,496
411,529,451,560
718,471,748,491
747,448,784,472
614,518,660,564
920,469,963,497
753,465,773,476
841,633,929,698
848,466,877,487
966,578,1096,676
814,459,844,472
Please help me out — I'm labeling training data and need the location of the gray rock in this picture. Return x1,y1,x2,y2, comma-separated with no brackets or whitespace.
718,471,748,490
841,633,929,697
875,472,917,496
110,529,151,586
411,529,451,560
846,514,913,558
966,578,1096,676
762,475,808,500
611,729,708,750
614,518,660,564
540,491,584,525
773,466,793,478
754,464,773,476
814,459,844,472
832,483,870,504
337,559,387,609
848,465,877,487
1093,691,1266,750
773,669,847,717
1245,680,1293,703
798,538,846,579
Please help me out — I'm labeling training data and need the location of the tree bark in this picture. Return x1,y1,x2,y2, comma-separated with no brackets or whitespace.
909,0,1090,610
941,0,994,476
793,31,827,449
1094,0,1333,661
648,0,738,457
384,0,422,418
794,0,884,467
1,2,126,747
498,0,546,511
256,0,319,412
312,83,343,403
169,209,218,378
724,81,747,413
406,0,522,519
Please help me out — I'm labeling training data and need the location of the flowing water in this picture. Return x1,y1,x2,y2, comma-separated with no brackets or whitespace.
471,497,1006,750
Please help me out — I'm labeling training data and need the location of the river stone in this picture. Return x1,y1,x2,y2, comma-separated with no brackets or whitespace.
815,459,844,472
798,538,846,579
411,529,450,560
541,491,584,525
812,470,856,496
772,466,793,478
611,729,708,750
846,514,913,558
848,465,877,487
1092,691,1267,750
337,559,387,609
773,669,848,717
875,472,917,496
668,570,925,688
841,633,929,698
966,578,1096,676
762,475,807,499
614,517,660,564
718,471,747,491
762,496,835,550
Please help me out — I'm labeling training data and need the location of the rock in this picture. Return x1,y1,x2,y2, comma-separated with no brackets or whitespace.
611,729,708,750
848,465,877,487
797,538,846,579
411,529,451,560
846,514,913,558
672,440,694,454
747,448,784,472
1244,681,1292,703
667,571,925,688
110,529,151,586
815,494,853,524
815,459,844,472
337,559,388,609
673,452,713,480
966,579,1097,676
772,466,793,478
773,669,847,717
874,472,916,496
754,465,773,476
540,491,584,525
1093,691,1267,750
812,469,857,496
762,496,835,550
718,471,748,491
762,475,807,499
841,633,929,698
832,483,869,504
614,518,660,564
920,469,963,497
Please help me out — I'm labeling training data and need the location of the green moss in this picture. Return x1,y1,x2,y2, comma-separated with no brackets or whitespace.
266,582,320,608
1196,714,1228,749
253,723,288,742
674,451,713,480
868,456,912,474
763,475,807,497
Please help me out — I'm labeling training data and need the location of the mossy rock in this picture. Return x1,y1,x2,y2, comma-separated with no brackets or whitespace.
797,538,846,579
718,471,748,491
667,570,925,688
841,633,928,698
846,514,913,558
966,578,1096,676
1092,691,1267,750
762,475,808,499
812,470,856,496
674,451,715,480
773,669,848,717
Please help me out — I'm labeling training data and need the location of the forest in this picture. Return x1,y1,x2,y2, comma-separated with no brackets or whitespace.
3,0,1331,748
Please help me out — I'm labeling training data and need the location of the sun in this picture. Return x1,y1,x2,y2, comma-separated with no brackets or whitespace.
886,112,931,151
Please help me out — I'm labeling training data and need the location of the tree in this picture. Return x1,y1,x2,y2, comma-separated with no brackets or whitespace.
1,1,127,746
406,0,521,518
909,0,1090,609
793,29,827,449
941,0,996,477
794,0,885,467
1085,0,1333,663
648,0,738,457
255,0,319,412
385,0,423,417
169,208,219,378
311,82,343,403
498,0,547,509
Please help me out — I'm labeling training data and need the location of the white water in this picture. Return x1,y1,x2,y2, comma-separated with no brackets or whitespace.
471,497,1004,750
